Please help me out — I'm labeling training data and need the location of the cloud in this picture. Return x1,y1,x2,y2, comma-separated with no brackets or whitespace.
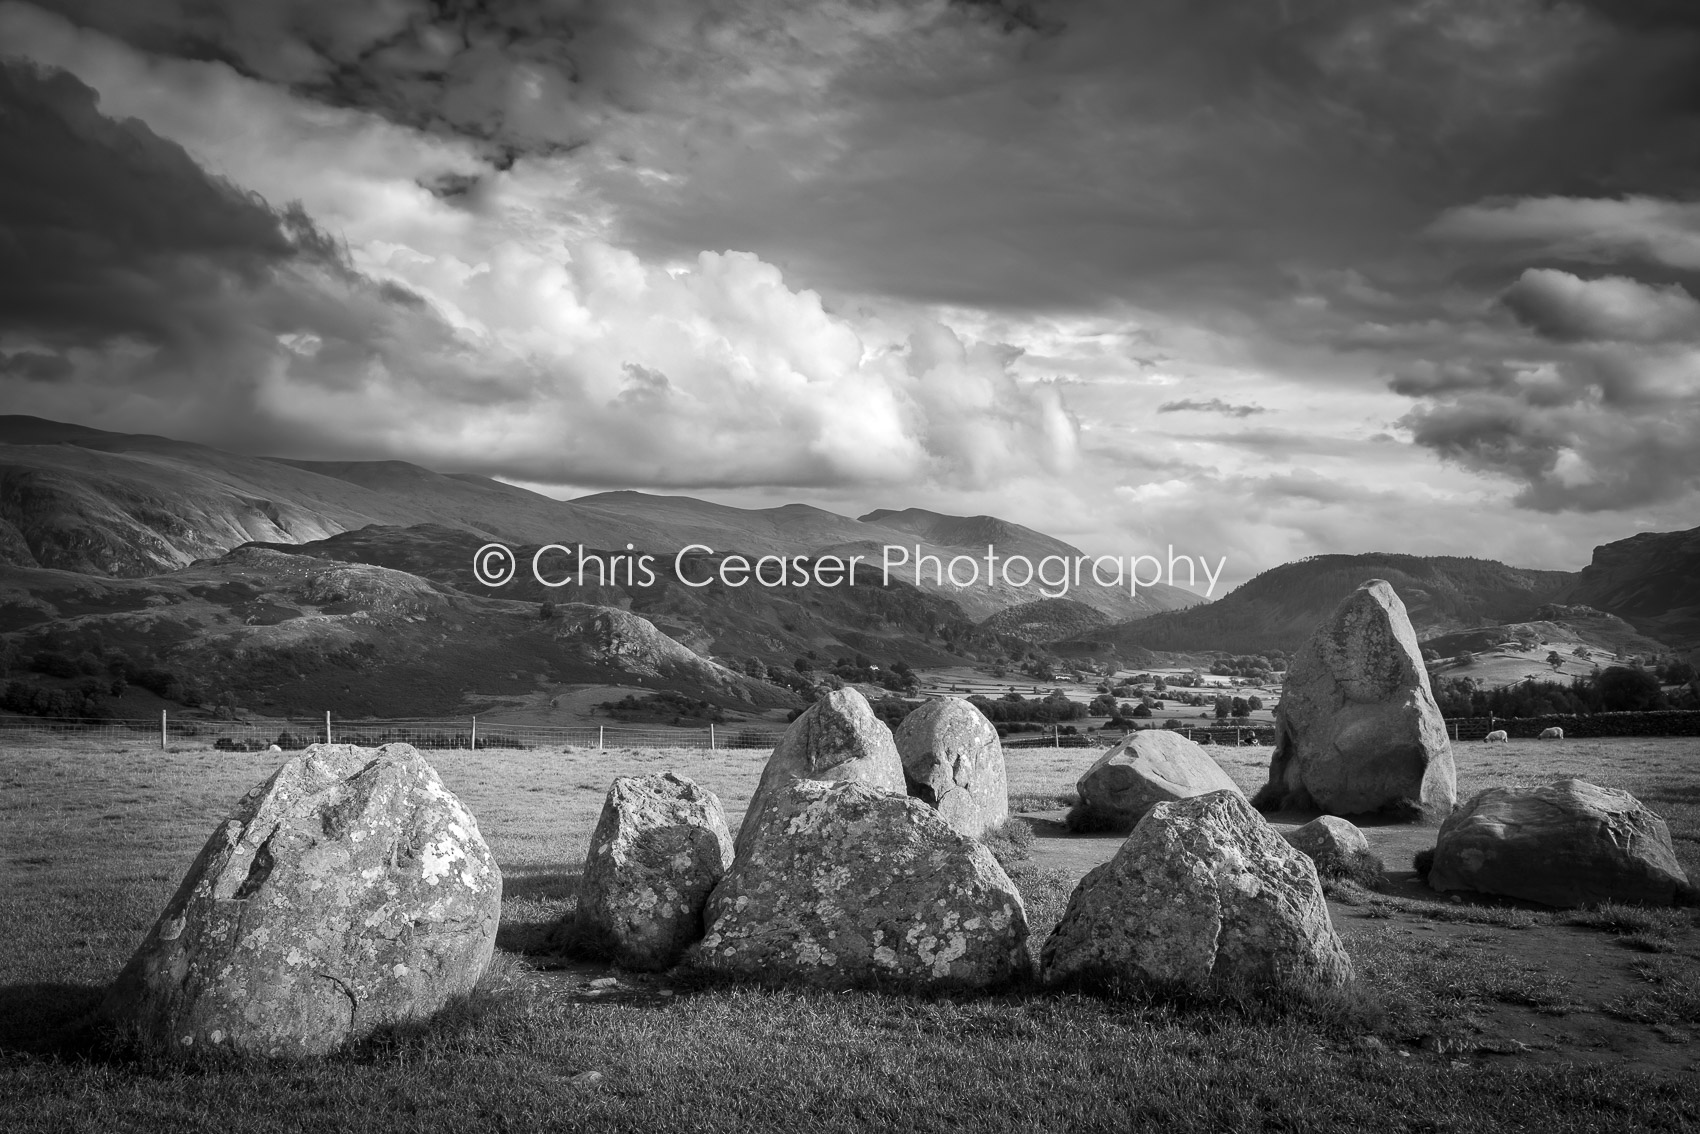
0,53,1077,493
1156,398,1267,418
1499,268,1700,343
1429,196,1700,271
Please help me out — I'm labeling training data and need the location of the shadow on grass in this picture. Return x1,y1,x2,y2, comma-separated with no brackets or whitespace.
0,982,106,1056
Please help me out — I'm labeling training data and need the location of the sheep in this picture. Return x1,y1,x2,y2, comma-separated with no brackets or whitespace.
1539,726,1564,740
1484,729,1509,744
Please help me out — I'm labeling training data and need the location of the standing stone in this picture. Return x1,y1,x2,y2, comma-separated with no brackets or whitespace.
103,743,501,1058
1429,779,1690,908
893,697,1009,838
1251,580,1456,821
1074,729,1243,831
735,687,905,856
572,772,733,970
1042,790,1352,993
691,780,1030,990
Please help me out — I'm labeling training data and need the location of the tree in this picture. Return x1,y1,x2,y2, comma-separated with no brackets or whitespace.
1572,646,1591,660
538,599,557,621
1247,695,1263,711
1422,647,1440,664
794,657,813,673
1230,696,1250,718
1130,703,1152,718
1547,651,1564,671
1594,666,1668,712
1213,695,1232,720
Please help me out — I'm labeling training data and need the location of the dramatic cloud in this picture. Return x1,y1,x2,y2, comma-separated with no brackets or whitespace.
0,50,1078,493
1500,269,1700,344
9,0,1700,586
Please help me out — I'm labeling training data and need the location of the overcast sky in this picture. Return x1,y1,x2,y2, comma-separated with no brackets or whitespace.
3,0,1699,589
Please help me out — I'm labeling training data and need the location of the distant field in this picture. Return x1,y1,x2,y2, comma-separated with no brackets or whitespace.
3,735,1700,1131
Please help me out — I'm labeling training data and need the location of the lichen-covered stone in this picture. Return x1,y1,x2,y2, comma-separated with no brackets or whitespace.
1075,729,1242,830
1252,579,1456,822
1284,815,1371,864
102,743,501,1058
572,772,733,970
736,687,905,856
1042,790,1352,993
893,697,1008,838
691,780,1029,990
1429,779,1689,908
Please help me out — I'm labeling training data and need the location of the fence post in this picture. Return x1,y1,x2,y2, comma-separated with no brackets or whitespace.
599,725,604,751
471,716,477,751
325,711,331,745
161,709,167,750
709,723,715,750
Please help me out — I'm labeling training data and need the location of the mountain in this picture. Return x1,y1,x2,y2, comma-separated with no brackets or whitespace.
1561,525,1700,651
0,416,1198,621
1061,552,1577,658
239,524,1013,668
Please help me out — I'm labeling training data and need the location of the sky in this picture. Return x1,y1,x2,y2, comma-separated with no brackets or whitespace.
2,0,1699,592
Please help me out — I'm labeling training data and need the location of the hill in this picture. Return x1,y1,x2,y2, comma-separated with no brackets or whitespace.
979,599,1109,643
1561,525,1700,651
1063,552,1576,657
239,524,1015,670
0,547,798,719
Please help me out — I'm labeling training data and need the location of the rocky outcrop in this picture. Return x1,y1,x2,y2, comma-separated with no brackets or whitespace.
735,688,906,856
1042,791,1352,994
893,698,1008,838
691,780,1029,990
1428,779,1690,908
572,772,734,970
103,743,501,1058
1073,730,1242,831
1252,580,1456,822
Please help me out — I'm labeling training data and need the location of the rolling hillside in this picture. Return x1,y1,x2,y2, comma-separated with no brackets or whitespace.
1064,553,1576,657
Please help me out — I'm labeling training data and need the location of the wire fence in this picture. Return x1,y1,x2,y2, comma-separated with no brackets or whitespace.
0,713,786,752
5,710,1696,753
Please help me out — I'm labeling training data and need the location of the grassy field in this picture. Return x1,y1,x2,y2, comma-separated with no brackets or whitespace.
3,735,1700,1131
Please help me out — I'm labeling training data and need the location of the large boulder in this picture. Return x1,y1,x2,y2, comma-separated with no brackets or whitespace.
735,687,905,856
691,780,1030,990
1428,779,1690,908
1251,579,1456,822
103,743,501,1058
571,772,734,970
893,697,1009,838
1041,790,1352,993
1073,729,1243,831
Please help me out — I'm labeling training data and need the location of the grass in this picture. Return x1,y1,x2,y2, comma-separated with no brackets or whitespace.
5,736,1700,1131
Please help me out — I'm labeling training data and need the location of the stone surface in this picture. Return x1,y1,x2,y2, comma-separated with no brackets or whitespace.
1074,729,1243,830
893,697,1009,838
1251,579,1456,821
103,743,501,1058
691,779,1029,990
1284,815,1372,878
1428,779,1690,908
735,687,905,856
1042,790,1353,993
571,772,733,970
